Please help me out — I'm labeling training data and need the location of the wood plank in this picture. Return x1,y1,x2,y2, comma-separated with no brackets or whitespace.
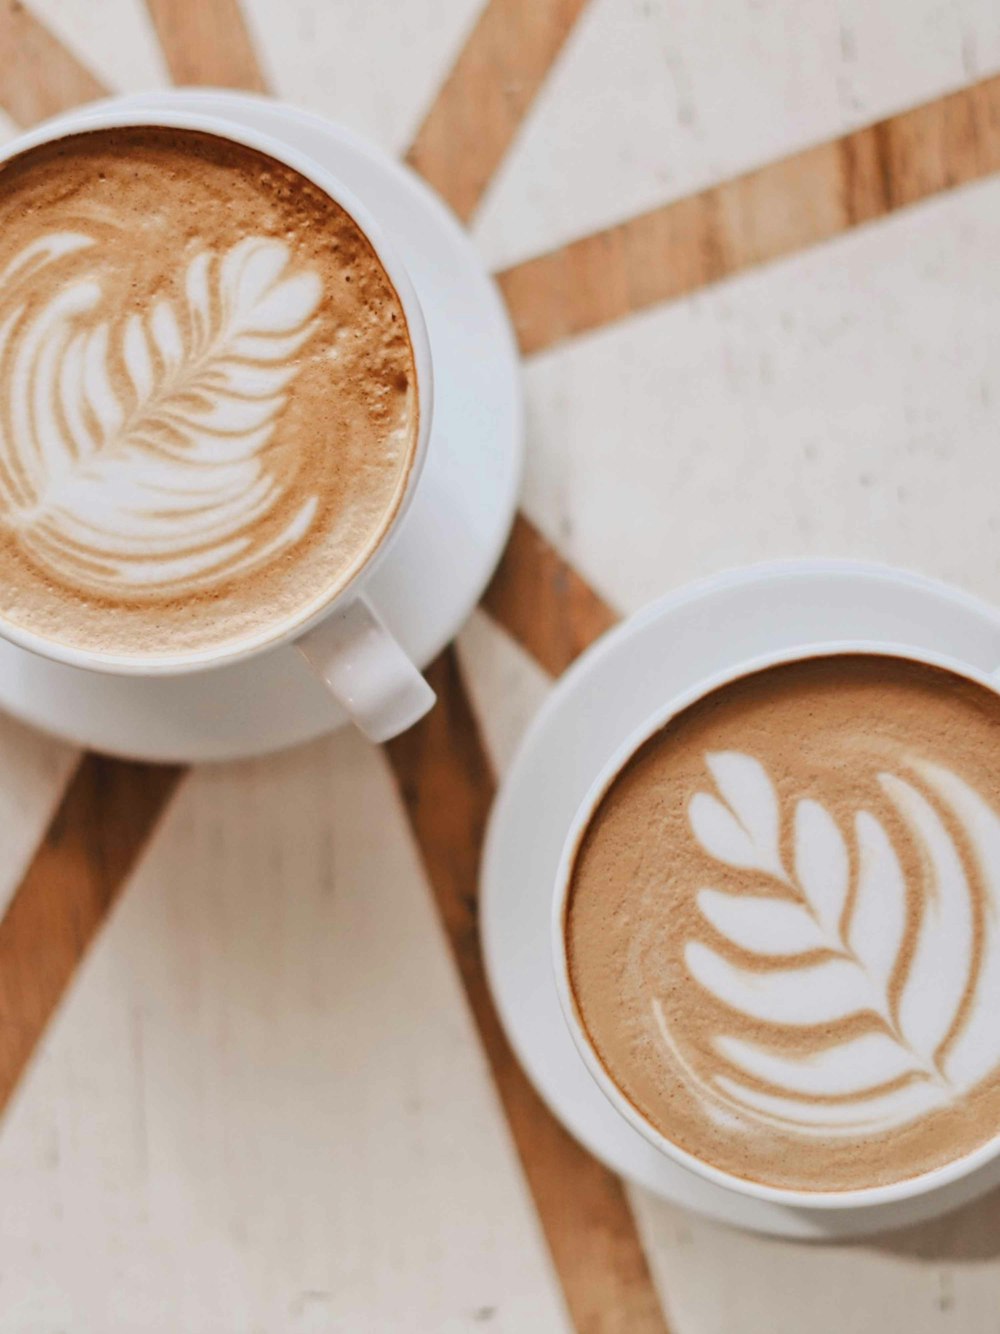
0,755,182,1113
498,73,1000,355
144,0,268,91
403,0,618,674
406,0,590,222
482,513,617,677
0,0,107,125
386,647,670,1334
0,734,572,1329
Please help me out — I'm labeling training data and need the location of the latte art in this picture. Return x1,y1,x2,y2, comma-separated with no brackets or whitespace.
0,231,322,595
0,127,418,658
566,656,1000,1192
666,751,1000,1138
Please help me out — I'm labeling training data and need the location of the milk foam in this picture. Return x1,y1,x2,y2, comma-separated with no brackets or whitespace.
566,656,1000,1192
0,232,321,595
677,753,994,1136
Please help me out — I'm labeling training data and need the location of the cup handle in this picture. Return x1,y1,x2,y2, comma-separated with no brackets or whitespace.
294,596,435,743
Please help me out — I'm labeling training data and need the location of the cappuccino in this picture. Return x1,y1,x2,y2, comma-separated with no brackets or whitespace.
0,126,418,659
565,655,1000,1193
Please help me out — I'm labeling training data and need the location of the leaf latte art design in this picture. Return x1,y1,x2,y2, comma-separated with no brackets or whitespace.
652,751,1000,1138
0,232,323,597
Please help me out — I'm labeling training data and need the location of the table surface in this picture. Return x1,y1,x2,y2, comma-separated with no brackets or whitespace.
1,1,1000,1331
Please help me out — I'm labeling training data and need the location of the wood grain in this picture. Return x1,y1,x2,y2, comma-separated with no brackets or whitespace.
407,0,590,222
499,72,1000,355
0,0,106,125
482,513,617,676
387,648,670,1334
144,0,268,91
412,2,617,676
402,7,668,1326
0,754,182,1113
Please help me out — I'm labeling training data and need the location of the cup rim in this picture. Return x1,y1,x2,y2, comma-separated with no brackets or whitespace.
0,102,434,676
552,638,1000,1210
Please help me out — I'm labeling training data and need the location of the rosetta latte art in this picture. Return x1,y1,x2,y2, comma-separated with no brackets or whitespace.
0,230,322,597
653,750,1000,1139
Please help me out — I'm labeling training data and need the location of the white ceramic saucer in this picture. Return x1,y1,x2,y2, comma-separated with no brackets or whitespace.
0,91,522,761
481,560,1000,1238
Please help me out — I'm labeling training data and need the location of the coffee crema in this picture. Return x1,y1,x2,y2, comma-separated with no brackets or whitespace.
0,126,418,658
565,655,1000,1193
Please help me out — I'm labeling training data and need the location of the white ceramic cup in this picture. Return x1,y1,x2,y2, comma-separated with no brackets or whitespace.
0,104,437,743
552,639,1000,1211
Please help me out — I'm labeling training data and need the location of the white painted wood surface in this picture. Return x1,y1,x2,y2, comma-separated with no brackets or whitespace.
0,734,566,1332
474,0,1000,266
519,175,1000,614
25,0,170,93
2,1,1000,1330
242,0,483,154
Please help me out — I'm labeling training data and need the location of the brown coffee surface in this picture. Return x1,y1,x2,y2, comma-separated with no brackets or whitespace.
0,126,418,658
566,655,1000,1193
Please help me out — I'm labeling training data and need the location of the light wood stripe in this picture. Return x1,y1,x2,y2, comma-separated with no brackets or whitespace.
144,0,268,91
406,0,590,223
404,7,669,1326
404,13,668,1325
0,755,182,1113
0,0,106,125
482,513,617,676
498,73,1000,355
405,0,619,671
387,648,671,1334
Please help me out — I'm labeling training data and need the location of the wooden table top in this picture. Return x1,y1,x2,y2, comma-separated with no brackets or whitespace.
1,1,1000,1330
